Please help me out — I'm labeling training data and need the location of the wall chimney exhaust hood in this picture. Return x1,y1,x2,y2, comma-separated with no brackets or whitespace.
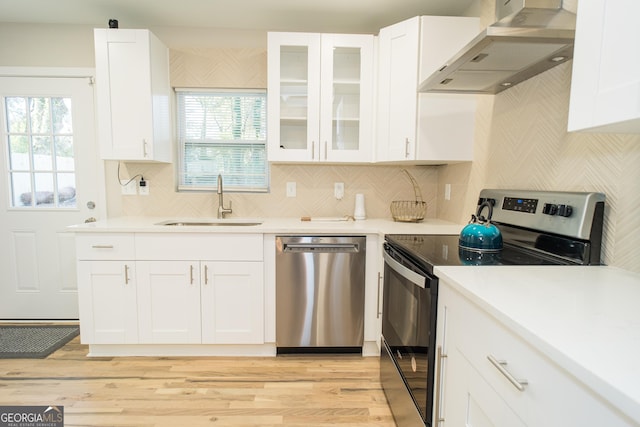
418,0,576,95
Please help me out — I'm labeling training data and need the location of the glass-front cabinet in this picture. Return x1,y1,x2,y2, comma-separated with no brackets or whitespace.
267,32,373,163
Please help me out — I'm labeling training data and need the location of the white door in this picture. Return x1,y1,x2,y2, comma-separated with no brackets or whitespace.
0,72,104,319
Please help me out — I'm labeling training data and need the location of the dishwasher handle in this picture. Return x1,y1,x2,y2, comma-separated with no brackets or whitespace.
283,243,360,253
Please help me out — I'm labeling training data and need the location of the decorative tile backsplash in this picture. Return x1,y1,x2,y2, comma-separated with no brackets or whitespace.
118,162,439,221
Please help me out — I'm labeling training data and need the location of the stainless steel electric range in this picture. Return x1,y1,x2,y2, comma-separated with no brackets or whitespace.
380,189,606,427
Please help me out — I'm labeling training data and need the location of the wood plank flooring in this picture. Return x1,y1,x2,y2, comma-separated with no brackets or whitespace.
0,336,396,426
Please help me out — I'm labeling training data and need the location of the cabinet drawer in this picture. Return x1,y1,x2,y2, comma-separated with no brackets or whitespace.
76,234,135,260
135,233,263,261
450,290,632,427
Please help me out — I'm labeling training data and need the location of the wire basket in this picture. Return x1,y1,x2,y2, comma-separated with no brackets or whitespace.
390,170,427,222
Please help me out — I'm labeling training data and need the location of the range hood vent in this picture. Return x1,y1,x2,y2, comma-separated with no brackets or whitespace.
419,0,576,95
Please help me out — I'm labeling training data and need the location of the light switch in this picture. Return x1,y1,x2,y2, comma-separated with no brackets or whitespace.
334,182,344,200
286,182,296,197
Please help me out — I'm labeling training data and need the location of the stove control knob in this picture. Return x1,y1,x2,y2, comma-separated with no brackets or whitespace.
557,204,573,217
543,203,558,215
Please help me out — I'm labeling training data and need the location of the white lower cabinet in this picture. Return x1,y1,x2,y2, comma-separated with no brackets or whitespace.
436,280,634,427
137,261,202,344
77,260,138,344
201,261,264,344
444,346,527,427
76,233,265,349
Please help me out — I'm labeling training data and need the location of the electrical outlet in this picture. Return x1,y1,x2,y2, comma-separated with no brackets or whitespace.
286,182,296,197
334,182,344,200
139,179,149,196
121,179,137,195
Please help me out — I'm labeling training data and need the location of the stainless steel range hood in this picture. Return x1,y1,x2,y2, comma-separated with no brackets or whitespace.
418,0,576,95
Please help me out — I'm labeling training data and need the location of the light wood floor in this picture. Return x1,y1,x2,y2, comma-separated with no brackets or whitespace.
0,336,396,426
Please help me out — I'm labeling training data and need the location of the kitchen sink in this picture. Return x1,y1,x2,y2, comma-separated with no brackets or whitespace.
155,220,262,227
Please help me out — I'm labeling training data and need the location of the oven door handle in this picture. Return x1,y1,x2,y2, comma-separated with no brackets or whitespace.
383,250,426,289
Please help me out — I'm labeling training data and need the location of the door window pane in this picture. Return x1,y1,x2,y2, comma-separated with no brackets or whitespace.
10,172,31,207
5,97,27,133
32,135,53,169
55,136,74,171
3,95,77,208
52,97,73,134
29,97,51,133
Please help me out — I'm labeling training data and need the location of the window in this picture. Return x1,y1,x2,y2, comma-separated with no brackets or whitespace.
177,89,268,192
4,95,77,208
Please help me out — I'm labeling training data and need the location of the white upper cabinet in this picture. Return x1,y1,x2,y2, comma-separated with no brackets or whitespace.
267,32,374,163
568,1,640,133
376,16,479,164
94,29,172,162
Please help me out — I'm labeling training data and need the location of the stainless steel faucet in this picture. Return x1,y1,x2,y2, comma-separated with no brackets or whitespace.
216,174,232,219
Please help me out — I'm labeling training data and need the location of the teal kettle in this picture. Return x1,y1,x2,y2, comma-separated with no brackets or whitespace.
458,201,503,252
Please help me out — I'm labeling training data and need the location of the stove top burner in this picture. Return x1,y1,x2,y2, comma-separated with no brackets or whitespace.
385,234,564,274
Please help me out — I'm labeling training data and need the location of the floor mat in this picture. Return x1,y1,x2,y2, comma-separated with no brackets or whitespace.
0,325,79,359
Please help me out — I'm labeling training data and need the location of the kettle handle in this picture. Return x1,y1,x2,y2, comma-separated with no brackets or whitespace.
476,201,494,223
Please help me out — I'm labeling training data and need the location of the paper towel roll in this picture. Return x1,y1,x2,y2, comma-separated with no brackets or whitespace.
354,193,366,220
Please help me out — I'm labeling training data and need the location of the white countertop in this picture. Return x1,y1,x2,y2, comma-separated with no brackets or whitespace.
434,265,640,424
67,216,464,236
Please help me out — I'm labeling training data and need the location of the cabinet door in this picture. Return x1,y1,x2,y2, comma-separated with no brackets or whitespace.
376,17,420,162
321,34,374,162
438,285,527,427
137,261,201,344
201,261,264,344
267,32,321,162
443,347,528,427
376,17,478,164
77,261,138,344
568,0,640,133
94,29,171,161
415,16,477,162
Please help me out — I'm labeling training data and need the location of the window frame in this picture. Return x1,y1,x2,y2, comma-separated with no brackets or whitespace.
175,88,269,193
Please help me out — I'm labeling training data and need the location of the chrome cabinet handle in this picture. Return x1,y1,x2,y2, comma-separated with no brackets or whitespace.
204,265,209,285
376,272,382,319
91,245,114,249
487,355,528,391
434,345,448,425
143,139,149,157
189,265,194,285
124,264,130,285
405,137,410,158
311,140,315,159
324,140,328,160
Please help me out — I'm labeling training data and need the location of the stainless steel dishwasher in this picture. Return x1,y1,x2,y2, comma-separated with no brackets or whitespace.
275,236,366,351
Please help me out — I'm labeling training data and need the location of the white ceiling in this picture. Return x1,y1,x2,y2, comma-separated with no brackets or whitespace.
0,0,479,34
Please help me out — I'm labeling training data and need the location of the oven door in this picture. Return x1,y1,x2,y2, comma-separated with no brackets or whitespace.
381,243,438,427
